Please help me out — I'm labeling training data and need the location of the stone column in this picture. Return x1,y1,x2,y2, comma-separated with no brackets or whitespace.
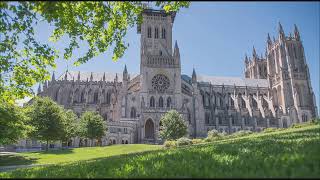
215,117,219,130
241,117,245,130
253,117,257,131
229,117,232,134
266,118,270,128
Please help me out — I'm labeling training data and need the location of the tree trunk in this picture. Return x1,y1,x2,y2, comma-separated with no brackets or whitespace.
46,140,49,151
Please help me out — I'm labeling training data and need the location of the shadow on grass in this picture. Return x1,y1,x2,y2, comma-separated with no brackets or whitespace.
0,154,38,167
2,126,319,178
35,148,75,155
1,126,318,177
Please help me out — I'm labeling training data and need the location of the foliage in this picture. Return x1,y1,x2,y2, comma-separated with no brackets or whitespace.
79,111,106,146
0,1,190,103
1,124,318,178
176,137,192,147
0,100,31,145
163,140,176,148
228,130,253,138
191,138,204,145
25,96,66,149
159,110,188,140
205,129,224,142
61,109,79,143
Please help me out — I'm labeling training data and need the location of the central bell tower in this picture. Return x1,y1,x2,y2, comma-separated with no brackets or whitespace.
137,8,182,142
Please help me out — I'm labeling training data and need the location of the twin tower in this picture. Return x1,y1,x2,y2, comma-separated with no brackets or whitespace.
244,22,318,123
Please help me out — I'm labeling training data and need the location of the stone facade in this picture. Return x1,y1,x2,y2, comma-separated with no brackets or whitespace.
17,9,318,148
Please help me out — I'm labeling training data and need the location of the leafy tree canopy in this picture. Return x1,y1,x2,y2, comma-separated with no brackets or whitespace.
26,96,66,149
159,110,188,140
0,100,31,145
79,111,106,145
0,1,190,104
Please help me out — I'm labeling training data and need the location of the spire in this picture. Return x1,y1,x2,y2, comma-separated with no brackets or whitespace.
77,71,80,81
44,80,48,89
192,68,197,83
267,33,272,48
123,65,128,82
103,72,106,81
294,24,300,41
174,40,180,57
64,70,68,80
278,21,285,40
51,71,55,81
252,46,257,59
90,72,93,81
245,54,249,65
124,64,128,74
37,83,42,94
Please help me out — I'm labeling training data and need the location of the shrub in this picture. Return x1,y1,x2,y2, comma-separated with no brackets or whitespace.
204,130,226,142
263,128,278,133
191,138,204,144
159,110,188,140
230,130,253,138
164,140,176,148
176,137,192,147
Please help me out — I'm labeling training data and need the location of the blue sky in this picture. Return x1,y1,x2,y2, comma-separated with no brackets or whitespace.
29,2,319,111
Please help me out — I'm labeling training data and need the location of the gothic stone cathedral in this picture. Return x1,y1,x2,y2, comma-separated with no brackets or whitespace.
34,9,317,147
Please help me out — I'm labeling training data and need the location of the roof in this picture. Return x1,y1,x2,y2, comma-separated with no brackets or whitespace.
57,71,138,82
181,74,269,87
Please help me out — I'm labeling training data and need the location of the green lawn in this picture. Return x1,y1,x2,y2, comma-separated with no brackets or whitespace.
0,144,161,166
0,124,319,178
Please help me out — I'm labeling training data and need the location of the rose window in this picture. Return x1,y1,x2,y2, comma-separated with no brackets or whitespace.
151,74,170,93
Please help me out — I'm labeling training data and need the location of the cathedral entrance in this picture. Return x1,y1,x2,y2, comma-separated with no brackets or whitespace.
145,119,155,139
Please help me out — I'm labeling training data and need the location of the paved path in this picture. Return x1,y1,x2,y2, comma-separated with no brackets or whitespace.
0,164,50,172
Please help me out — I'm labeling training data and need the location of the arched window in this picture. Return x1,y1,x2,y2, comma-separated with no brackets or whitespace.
74,89,79,103
102,89,105,103
205,112,210,124
93,91,99,103
106,92,111,105
231,116,235,125
147,26,151,38
150,96,155,107
167,97,172,108
55,88,59,102
161,28,166,39
230,97,234,107
154,27,159,39
241,98,246,108
220,96,223,107
159,96,164,107
81,91,85,103
88,89,92,103
187,108,191,124
130,107,136,118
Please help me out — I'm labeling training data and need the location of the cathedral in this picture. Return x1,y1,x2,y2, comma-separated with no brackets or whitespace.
29,9,317,147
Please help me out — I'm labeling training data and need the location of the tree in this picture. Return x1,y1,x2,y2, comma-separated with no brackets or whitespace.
61,109,79,147
159,110,188,140
79,111,106,147
26,96,66,150
0,2,190,104
0,100,31,145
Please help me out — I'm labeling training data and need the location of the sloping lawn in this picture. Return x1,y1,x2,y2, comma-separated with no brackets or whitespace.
1,124,319,178
0,144,161,166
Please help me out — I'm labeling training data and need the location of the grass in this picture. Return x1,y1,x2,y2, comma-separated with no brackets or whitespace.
0,144,161,166
0,123,319,178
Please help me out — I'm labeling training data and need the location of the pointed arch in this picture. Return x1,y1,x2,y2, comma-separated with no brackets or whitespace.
150,96,155,108
130,107,136,118
159,96,164,107
167,97,172,108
